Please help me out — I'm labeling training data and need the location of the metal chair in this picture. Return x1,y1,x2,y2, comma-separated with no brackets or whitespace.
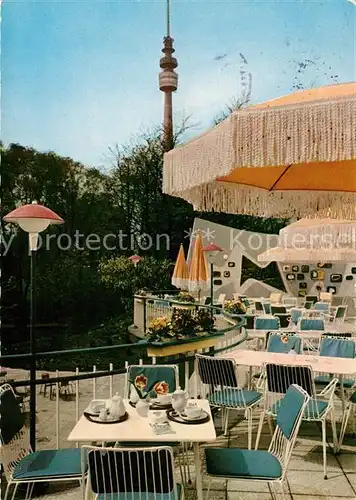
255,363,338,479
39,373,55,399
271,305,287,315
282,296,297,307
0,384,85,500
262,302,272,315
298,318,325,331
195,354,262,447
290,307,303,326
124,364,179,400
314,337,356,391
314,302,330,314
305,295,318,305
204,384,310,500
82,445,184,499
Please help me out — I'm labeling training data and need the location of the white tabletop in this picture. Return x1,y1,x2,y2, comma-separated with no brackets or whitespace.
220,349,356,376
68,399,216,444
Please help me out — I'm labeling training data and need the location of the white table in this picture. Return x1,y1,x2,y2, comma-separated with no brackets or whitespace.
220,349,356,376
68,399,216,500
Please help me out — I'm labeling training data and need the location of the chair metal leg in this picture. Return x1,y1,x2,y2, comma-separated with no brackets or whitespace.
338,403,352,451
247,408,253,450
279,480,286,500
267,415,274,437
321,419,327,479
10,482,19,500
224,408,230,436
255,412,265,450
205,478,212,500
3,481,12,500
330,408,338,453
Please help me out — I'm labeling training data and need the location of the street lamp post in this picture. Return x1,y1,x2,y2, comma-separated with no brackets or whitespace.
203,243,223,306
3,202,64,450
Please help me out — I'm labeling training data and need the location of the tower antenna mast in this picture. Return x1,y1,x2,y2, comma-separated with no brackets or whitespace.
159,0,178,151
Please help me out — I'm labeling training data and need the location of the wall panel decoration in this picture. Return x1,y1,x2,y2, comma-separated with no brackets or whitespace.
330,274,343,283
298,290,306,297
286,274,296,281
345,275,354,281
283,265,291,272
292,265,299,272
299,282,307,289
297,273,305,280
301,265,310,273
317,263,332,269
223,271,230,278
228,262,235,268
327,286,337,294
213,279,222,286
213,271,221,277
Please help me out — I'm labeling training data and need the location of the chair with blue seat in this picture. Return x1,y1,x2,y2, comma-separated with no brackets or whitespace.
0,384,86,500
314,337,356,390
82,445,184,499
298,318,325,331
195,354,262,447
314,302,330,314
204,384,309,500
262,302,272,314
267,332,303,354
255,363,338,479
290,308,303,326
122,365,188,482
253,316,280,350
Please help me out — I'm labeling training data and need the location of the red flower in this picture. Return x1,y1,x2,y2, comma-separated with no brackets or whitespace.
135,375,147,390
154,381,169,395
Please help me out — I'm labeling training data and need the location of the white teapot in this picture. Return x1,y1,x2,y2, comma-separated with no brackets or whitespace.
109,393,125,419
171,386,189,413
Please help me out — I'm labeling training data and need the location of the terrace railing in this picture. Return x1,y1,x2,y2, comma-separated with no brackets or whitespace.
0,306,247,450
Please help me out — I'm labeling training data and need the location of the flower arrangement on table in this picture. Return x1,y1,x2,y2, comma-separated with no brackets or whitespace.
223,298,247,315
129,375,170,400
173,291,196,303
146,308,216,342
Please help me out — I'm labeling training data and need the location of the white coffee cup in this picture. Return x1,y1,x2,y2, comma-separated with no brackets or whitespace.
185,403,202,419
157,393,171,405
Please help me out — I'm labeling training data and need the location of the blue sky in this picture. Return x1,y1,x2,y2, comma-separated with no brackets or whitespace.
2,0,355,168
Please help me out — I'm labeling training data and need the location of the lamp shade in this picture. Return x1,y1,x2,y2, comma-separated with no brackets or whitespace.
203,243,224,263
3,203,64,233
128,254,142,265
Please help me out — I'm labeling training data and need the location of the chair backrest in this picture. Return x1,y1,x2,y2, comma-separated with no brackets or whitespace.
270,293,282,304
0,384,30,481
83,445,179,499
335,305,348,320
255,316,280,331
267,333,302,354
262,302,272,315
274,313,291,329
195,354,238,388
319,337,355,359
254,301,264,312
271,305,287,315
265,363,316,398
299,318,325,331
314,302,330,313
268,385,309,478
244,315,255,330
290,308,303,325
320,292,332,302
305,295,318,304
304,301,314,310
125,365,179,399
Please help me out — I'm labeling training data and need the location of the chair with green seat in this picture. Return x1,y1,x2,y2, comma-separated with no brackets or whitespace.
195,354,262,447
82,445,184,499
254,363,338,479
314,302,330,314
123,364,179,447
314,337,356,390
204,384,309,500
122,365,187,482
0,384,86,500
262,302,272,315
252,316,280,350
298,318,325,331
254,332,303,389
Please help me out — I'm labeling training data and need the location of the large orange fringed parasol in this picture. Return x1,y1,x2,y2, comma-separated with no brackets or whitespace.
187,232,209,293
171,244,189,289
163,82,356,219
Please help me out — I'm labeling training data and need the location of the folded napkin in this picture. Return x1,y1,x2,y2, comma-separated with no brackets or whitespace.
150,421,176,435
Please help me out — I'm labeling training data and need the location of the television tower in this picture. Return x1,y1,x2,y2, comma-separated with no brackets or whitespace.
159,0,178,152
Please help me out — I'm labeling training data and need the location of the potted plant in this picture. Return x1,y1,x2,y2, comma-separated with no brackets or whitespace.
145,307,221,357
223,298,247,317
170,291,196,310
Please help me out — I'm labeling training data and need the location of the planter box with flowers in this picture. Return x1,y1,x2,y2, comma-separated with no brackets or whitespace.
222,298,247,320
169,291,197,311
145,308,223,357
